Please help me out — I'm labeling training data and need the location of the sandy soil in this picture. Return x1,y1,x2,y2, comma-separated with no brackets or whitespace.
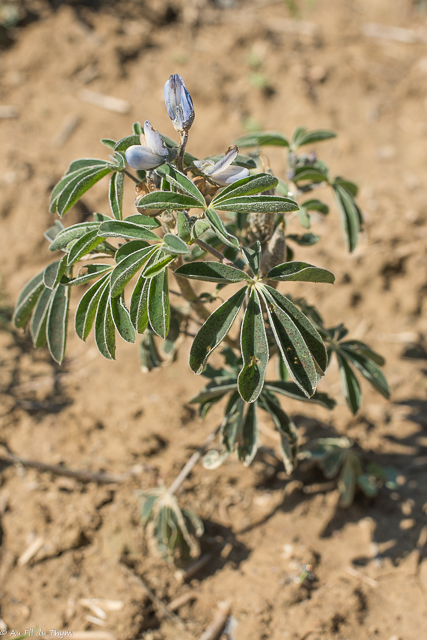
1,0,427,638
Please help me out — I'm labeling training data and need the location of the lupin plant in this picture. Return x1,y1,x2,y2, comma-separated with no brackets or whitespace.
13,74,390,559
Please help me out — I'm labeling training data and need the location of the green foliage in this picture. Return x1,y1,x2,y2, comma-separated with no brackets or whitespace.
13,73,390,559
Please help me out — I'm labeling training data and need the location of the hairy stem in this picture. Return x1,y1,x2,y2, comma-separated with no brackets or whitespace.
168,425,221,495
123,169,140,184
195,239,236,267
177,131,189,172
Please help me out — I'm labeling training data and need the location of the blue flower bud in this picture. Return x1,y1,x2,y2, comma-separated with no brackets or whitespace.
164,74,195,133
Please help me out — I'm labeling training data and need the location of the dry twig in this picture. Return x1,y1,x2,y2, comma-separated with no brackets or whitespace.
199,600,231,640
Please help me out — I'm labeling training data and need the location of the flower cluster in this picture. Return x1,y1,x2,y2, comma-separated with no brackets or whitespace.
125,74,248,186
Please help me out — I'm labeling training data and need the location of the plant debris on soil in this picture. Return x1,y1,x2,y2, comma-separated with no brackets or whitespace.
1,0,427,638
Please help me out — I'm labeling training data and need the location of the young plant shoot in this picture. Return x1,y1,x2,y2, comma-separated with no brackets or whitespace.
14,74,390,559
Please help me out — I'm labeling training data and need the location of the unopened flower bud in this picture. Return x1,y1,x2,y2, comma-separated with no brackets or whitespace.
164,74,195,133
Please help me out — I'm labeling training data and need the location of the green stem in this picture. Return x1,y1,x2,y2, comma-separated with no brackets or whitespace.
195,239,236,267
177,131,189,172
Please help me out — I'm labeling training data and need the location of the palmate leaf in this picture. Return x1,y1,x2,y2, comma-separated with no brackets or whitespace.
238,289,268,403
109,171,124,220
205,209,239,249
215,195,298,214
235,131,289,148
190,287,247,374
212,173,278,205
13,270,45,329
49,222,100,252
267,261,334,284
47,284,70,364
75,272,111,341
148,269,170,339
175,261,250,284
333,184,361,253
155,164,206,205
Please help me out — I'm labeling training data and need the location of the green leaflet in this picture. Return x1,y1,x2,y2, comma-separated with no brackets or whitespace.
50,164,114,217
191,219,210,241
215,195,299,214
47,284,70,364
337,352,362,415
114,135,141,152
264,381,336,410
339,340,385,366
242,242,261,276
13,270,45,329
190,287,247,374
75,272,111,340
264,286,327,373
175,261,250,284
115,240,149,263
292,128,336,149
148,269,170,339
109,171,124,220
333,184,361,253
340,348,390,399
162,233,190,256
205,209,239,249
68,264,113,286
44,220,64,243
143,254,174,278
238,402,259,466
235,131,289,148
139,330,163,372
177,211,191,243
68,230,106,265
30,286,52,348
260,393,298,474
189,382,238,405
267,261,335,284
101,138,116,148
221,391,245,452
49,222,100,252
98,220,160,242
212,173,278,205
67,158,114,173
44,252,66,292
238,289,268,403
155,165,206,205
110,295,136,343
95,284,116,360
260,287,318,397
125,214,161,228
302,199,330,215
136,191,203,212
110,245,159,298
287,233,320,247
334,177,358,198
130,273,149,334
292,167,328,183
